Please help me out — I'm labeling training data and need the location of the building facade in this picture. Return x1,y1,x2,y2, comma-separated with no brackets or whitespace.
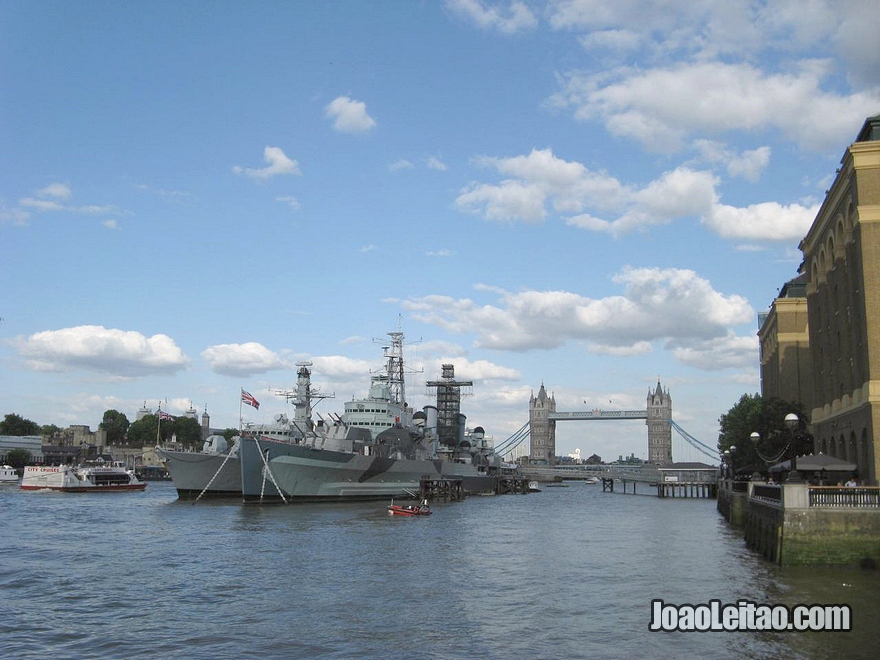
799,114,880,485
757,273,814,413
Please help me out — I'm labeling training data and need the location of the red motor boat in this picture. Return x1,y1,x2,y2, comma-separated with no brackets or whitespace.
387,499,432,516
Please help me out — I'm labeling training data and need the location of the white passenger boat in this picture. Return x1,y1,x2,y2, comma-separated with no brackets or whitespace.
20,460,147,492
0,465,19,484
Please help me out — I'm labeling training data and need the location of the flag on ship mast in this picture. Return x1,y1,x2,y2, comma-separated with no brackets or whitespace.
241,389,260,410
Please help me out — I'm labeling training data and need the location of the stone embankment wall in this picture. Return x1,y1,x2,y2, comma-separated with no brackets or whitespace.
719,480,880,566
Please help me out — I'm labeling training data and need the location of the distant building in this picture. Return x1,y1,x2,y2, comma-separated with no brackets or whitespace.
136,402,153,421
758,273,813,412
0,435,43,462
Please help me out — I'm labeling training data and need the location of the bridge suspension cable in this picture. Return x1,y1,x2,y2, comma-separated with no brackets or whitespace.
494,421,530,458
667,419,717,461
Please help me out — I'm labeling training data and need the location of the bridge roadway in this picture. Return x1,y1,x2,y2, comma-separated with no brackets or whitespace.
548,410,647,421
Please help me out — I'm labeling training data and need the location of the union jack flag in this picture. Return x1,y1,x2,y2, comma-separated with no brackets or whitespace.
158,411,174,421
241,390,260,410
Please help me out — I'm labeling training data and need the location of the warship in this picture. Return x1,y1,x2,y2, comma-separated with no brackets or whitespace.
157,374,318,500
239,331,505,502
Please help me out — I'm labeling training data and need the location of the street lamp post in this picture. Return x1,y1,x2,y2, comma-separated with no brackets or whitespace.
749,431,776,482
784,413,802,483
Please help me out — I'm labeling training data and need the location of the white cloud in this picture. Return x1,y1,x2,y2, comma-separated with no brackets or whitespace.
389,159,414,172
578,29,641,54
423,356,521,381
276,196,301,210
445,0,538,34
456,147,816,241
19,198,123,215
325,96,376,133
37,182,71,199
456,148,625,224
547,0,880,87
233,146,301,179
17,326,189,377
832,1,880,87
0,201,30,226
551,61,880,153
705,201,818,241
201,342,290,377
398,266,754,363
456,179,547,223
19,198,66,212
694,140,772,182
672,332,758,370
426,156,448,171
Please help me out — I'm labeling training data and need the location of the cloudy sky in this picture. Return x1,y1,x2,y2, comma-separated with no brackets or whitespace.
2,1,878,462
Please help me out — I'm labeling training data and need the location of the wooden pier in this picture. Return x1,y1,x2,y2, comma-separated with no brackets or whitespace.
420,477,465,501
494,476,530,495
601,476,716,498
656,482,717,498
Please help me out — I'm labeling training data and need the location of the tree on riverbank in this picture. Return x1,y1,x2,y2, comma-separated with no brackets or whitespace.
0,413,40,436
127,413,202,448
717,394,812,476
99,409,130,445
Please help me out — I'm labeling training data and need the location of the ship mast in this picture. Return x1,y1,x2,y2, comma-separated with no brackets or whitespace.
384,331,406,407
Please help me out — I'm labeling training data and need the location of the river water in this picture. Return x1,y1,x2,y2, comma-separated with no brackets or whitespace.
1,480,877,659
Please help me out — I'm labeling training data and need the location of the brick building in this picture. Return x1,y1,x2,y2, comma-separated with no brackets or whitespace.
798,113,880,484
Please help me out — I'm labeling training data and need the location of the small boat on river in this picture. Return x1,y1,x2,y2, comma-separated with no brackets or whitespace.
387,499,432,516
1,465,19,484
20,460,147,492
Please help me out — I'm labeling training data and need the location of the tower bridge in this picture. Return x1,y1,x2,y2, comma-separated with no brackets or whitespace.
490,378,719,467
528,379,674,465
488,379,720,496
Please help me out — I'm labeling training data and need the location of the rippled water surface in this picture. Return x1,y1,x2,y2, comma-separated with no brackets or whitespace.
1,480,877,659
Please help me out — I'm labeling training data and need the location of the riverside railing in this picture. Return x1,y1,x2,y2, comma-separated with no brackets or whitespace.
808,486,880,508
751,483,782,504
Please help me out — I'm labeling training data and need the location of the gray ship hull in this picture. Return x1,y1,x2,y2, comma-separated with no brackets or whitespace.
238,436,494,502
156,447,241,499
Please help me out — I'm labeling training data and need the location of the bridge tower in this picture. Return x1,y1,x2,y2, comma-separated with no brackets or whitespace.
529,383,556,465
647,380,673,464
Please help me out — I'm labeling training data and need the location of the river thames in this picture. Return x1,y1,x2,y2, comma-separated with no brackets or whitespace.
1,479,877,659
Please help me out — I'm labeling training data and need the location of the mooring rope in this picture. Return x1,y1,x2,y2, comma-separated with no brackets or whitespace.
254,436,289,504
192,447,236,504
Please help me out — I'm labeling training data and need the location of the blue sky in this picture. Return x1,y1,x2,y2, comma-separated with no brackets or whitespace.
2,1,879,462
